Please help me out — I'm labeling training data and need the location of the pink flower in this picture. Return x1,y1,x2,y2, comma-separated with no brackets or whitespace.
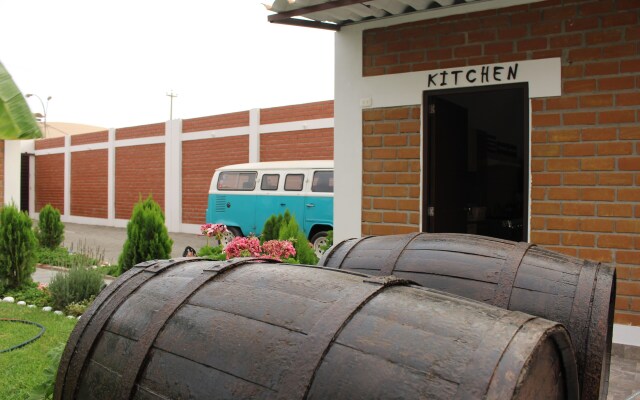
37,282,48,291
201,223,228,239
261,240,296,261
224,236,262,259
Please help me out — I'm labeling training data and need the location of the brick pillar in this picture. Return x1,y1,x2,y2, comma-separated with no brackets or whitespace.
362,106,422,235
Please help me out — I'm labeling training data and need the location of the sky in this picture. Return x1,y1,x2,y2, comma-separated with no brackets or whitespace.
1,0,335,129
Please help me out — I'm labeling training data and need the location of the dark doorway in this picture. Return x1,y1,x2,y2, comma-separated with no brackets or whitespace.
20,153,30,212
423,84,528,241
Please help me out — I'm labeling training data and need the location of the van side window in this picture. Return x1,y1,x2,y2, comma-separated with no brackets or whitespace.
261,174,279,191
217,171,257,191
312,171,334,193
284,174,304,191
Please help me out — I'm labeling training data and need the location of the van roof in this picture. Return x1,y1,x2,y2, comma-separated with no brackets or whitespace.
216,160,333,171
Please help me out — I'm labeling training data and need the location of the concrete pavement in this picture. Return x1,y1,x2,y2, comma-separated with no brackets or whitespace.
33,221,209,285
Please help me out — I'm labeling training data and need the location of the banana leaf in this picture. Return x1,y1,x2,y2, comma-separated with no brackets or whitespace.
0,61,43,140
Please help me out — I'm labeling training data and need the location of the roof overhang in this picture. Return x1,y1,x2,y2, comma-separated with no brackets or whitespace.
266,0,489,31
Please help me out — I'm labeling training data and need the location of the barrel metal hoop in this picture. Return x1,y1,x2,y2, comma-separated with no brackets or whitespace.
454,312,536,400
276,276,409,400
317,237,355,267
325,235,374,269
492,242,535,309
380,232,422,276
116,258,275,400
144,257,208,274
568,259,599,392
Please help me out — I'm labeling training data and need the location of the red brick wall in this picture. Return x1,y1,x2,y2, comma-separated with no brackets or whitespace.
362,0,640,324
115,144,165,219
35,154,64,212
182,111,250,133
35,137,64,150
260,129,333,162
71,150,108,218
116,123,164,140
260,101,334,125
182,136,249,224
362,107,422,235
71,130,108,146
0,141,4,205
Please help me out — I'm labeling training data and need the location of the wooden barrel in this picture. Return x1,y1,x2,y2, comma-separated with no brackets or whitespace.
55,257,579,400
319,233,616,400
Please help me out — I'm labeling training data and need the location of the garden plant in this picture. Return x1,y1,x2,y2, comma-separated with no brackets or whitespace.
118,195,173,273
35,204,65,249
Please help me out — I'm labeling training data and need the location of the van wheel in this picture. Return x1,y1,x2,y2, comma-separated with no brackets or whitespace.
311,232,329,258
220,227,242,247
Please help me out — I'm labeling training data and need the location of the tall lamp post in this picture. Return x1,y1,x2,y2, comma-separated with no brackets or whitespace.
26,94,52,138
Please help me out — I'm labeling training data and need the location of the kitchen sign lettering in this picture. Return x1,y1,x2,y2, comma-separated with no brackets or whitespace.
427,63,519,88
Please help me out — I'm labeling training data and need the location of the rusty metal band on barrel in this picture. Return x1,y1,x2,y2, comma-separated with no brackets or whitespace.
380,232,422,276
323,235,374,269
116,257,280,400
567,260,599,394
276,275,409,400
492,242,535,309
57,258,196,400
454,312,536,399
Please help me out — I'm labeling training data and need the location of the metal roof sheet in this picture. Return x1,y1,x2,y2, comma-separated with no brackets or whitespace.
267,0,485,30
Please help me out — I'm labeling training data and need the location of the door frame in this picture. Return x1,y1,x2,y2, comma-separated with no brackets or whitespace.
422,83,530,241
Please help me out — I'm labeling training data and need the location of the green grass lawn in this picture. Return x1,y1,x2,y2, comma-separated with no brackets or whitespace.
0,302,77,400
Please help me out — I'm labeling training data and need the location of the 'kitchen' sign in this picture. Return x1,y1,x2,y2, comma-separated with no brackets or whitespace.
423,58,561,97
427,63,519,87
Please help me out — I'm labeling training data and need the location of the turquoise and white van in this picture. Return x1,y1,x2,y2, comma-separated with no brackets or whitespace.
205,160,334,256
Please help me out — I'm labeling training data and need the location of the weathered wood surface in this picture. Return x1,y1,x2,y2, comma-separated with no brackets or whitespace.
56,257,579,400
319,233,616,400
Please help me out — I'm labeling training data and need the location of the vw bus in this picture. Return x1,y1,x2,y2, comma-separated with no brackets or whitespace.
206,160,334,255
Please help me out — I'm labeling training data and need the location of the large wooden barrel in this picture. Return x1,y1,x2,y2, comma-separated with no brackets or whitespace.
319,233,616,400
56,257,579,400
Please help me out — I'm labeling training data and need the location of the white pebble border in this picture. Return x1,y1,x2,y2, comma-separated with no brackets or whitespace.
2,296,82,319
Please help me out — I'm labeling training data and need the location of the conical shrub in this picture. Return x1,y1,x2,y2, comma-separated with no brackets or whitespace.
118,195,173,272
36,204,65,249
0,204,37,288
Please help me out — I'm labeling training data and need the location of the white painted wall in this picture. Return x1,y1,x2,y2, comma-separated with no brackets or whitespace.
3,140,23,206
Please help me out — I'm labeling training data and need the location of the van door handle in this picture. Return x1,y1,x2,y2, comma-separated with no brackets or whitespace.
305,203,315,208
280,203,286,206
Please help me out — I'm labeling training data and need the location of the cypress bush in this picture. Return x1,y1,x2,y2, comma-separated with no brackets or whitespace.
261,210,292,243
48,267,104,310
0,204,38,288
278,216,318,265
36,204,65,249
118,195,173,272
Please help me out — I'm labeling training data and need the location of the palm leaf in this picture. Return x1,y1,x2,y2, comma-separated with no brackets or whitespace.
0,61,43,140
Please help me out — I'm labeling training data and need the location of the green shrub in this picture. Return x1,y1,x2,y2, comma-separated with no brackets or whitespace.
95,264,121,277
197,245,227,261
261,210,292,243
36,244,104,269
36,204,65,249
64,296,95,317
118,195,173,272
278,216,318,265
4,282,52,307
0,204,38,289
48,267,104,310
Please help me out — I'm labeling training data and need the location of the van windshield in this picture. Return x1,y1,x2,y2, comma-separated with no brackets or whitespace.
312,171,334,193
217,171,257,191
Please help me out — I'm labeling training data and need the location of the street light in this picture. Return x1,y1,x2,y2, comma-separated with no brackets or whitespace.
26,94,52,138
